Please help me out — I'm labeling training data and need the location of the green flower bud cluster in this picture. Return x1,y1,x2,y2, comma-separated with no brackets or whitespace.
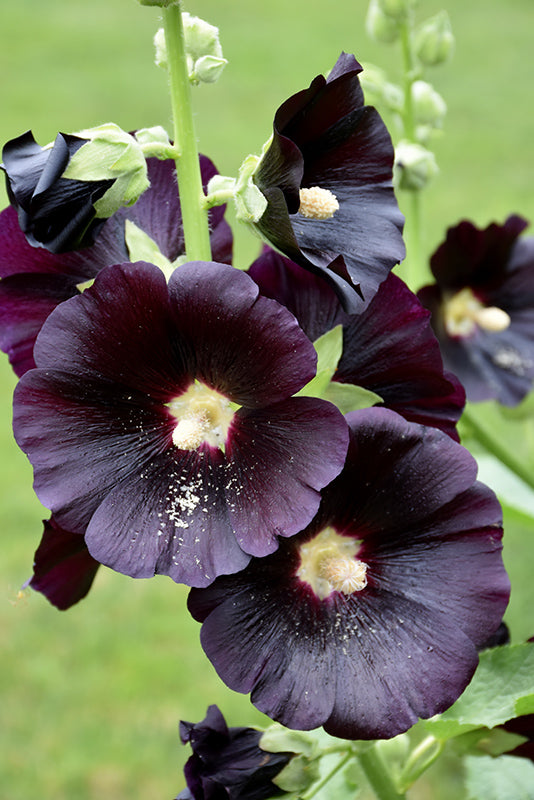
366,0,418,44
415,11,454,66
155,13,227,85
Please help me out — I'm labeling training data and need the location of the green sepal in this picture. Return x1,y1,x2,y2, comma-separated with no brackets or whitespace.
124,220,176,281
423,643,534,740
323,382,382,414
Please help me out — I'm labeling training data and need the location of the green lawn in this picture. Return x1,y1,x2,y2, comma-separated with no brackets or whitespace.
1,1,533,797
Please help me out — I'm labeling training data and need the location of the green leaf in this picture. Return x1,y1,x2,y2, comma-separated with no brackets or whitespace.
273,754,320,793
323,381,382,414
260,725,319,759
424,643,534,740
464,755,534,800
296,327,343,400
124,220,175,279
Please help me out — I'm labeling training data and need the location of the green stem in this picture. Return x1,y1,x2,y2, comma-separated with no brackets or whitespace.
358,745,406,800
162,3,212,261
301,751,353,800
398,735,444,791
462,405,534,492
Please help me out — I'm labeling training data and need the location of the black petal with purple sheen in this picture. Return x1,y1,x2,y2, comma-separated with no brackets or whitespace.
253,53,405,312
2,131,112,252
418,216,534,405
176,705,291,800
249,248,465,440
0,155,232,376
188,408,509,740
29,517,100,610
13,261,348,587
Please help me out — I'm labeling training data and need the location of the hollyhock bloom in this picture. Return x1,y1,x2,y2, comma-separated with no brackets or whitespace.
28,517,100,610
176,705,292,800
417,215,534,405
13,261,349,588
2,130,115,252
252,52,405,312
249,247,464,440
188,408,509,740
0,154,232,377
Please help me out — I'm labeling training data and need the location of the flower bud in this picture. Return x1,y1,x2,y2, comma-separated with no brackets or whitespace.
411,80,447,127
181,13,227,85
366,0,401,44
137,0,177,6
415,11,455,66
394,140,439,190
360,63,404,114
376,0,417,22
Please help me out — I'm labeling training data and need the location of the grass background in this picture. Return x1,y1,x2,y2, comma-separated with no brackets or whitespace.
0,1,533,798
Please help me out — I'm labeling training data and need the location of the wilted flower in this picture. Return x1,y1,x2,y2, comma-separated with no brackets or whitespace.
0,155,232,377
13,261,348,588
251,53,405,312
188,408,509,740
418,215,534,405
176,705,293,800
249,247,465,440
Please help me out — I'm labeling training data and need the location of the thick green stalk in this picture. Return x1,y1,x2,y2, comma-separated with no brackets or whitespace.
358,745,407,800
162,3,212,261
462,406,534,492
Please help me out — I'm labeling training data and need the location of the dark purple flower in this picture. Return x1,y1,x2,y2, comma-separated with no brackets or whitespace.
28,517,100,610
249,247,465,440
1,131,114,252
502,715,534,762
417,215,534,405
176,705,292,800
188,407,509,740
13,261,349,588
252,53,405,312
0,154,232,377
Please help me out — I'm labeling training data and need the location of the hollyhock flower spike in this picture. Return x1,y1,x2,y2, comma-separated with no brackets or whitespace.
188,407,509,740
251,53,405,312
176,705,293,800
249,247,465,440
417,215,534,405
0,154,232,377
13,261,349,588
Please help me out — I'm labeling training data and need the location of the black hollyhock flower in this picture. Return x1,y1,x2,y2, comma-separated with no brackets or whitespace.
1,131,114,252
188,408,509,740
252,53,405,312
13,261,349,588
417,215,534,405
0,154,232,377
249,247,465,440
176,705,292,800
28,517,100,610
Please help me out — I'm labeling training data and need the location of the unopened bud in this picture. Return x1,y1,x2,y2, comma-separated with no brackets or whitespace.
366,0,401,44
415,11,455,66
394,141,439,191
182,13,227,85
360,63,404,113
411,81,447,126
376,0,416,22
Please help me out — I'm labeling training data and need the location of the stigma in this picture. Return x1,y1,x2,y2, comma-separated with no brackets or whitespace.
298,187,339,220
296,527,368,600
444,287,511,338
167,381,235,451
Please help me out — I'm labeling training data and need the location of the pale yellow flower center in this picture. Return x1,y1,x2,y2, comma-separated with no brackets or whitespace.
443,287,511,337
167,381,235,451
298,187,339,220
296,527,368,600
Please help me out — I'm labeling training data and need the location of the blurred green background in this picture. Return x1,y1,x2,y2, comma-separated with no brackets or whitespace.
0,1,533,798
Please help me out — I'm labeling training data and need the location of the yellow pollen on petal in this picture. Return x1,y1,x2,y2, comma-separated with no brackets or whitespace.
298,187,339,220
296,527,368,600
167,381,235,452
444,287,511,337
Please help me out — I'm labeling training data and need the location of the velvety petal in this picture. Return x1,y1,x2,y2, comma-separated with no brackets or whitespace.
189,408,508,739
0,272,81,376
29,517,100,610
225,398,349,556
85,445,251,587
249,249,464,439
